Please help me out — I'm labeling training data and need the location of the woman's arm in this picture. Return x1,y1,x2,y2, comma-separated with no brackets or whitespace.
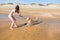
19,13,21,16
16,12,21,17
16,10,22,16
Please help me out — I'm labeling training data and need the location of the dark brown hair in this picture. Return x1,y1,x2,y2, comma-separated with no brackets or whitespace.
15,5,19,13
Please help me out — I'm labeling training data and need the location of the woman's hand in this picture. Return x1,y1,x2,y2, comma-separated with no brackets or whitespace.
19,13,21,16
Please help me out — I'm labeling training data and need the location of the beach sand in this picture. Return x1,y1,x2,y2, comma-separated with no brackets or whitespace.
0,5,60,40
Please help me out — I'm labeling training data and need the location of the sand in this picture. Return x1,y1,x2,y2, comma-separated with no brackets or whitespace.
0,5,60,40
0,18,60,40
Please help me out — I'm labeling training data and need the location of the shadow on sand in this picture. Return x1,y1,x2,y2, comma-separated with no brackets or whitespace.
17,19,43,28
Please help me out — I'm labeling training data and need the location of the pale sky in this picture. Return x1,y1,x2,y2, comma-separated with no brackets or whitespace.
0,0,60,4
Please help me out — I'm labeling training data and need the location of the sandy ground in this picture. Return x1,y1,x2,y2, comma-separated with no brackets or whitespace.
0,5,60,40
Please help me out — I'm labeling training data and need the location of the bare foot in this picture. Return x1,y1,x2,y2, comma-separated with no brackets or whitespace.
10,27,13,30
14,25,18,28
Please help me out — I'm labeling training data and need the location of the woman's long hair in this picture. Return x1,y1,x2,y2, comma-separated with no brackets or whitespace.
15,5,20,13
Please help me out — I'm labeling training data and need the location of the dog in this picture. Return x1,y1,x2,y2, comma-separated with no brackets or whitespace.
26,17,39,26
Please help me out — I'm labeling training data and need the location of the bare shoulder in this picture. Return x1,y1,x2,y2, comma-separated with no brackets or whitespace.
10,9,15,13
12,9,15,12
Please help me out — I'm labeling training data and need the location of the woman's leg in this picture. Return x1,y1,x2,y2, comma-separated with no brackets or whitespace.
10,21,17,30
10,22,14,30
12,16,17,27
9,16,17,30
13,21,17,27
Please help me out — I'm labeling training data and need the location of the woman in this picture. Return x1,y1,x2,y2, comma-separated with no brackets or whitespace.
8,5,21,30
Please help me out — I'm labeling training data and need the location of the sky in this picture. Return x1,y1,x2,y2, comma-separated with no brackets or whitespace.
0,0,60,4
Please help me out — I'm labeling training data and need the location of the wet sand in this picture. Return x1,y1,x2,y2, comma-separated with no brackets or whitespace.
0,14,60,40
0,5,60,40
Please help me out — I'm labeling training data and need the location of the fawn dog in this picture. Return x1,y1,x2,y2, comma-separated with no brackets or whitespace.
26,17,38,26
